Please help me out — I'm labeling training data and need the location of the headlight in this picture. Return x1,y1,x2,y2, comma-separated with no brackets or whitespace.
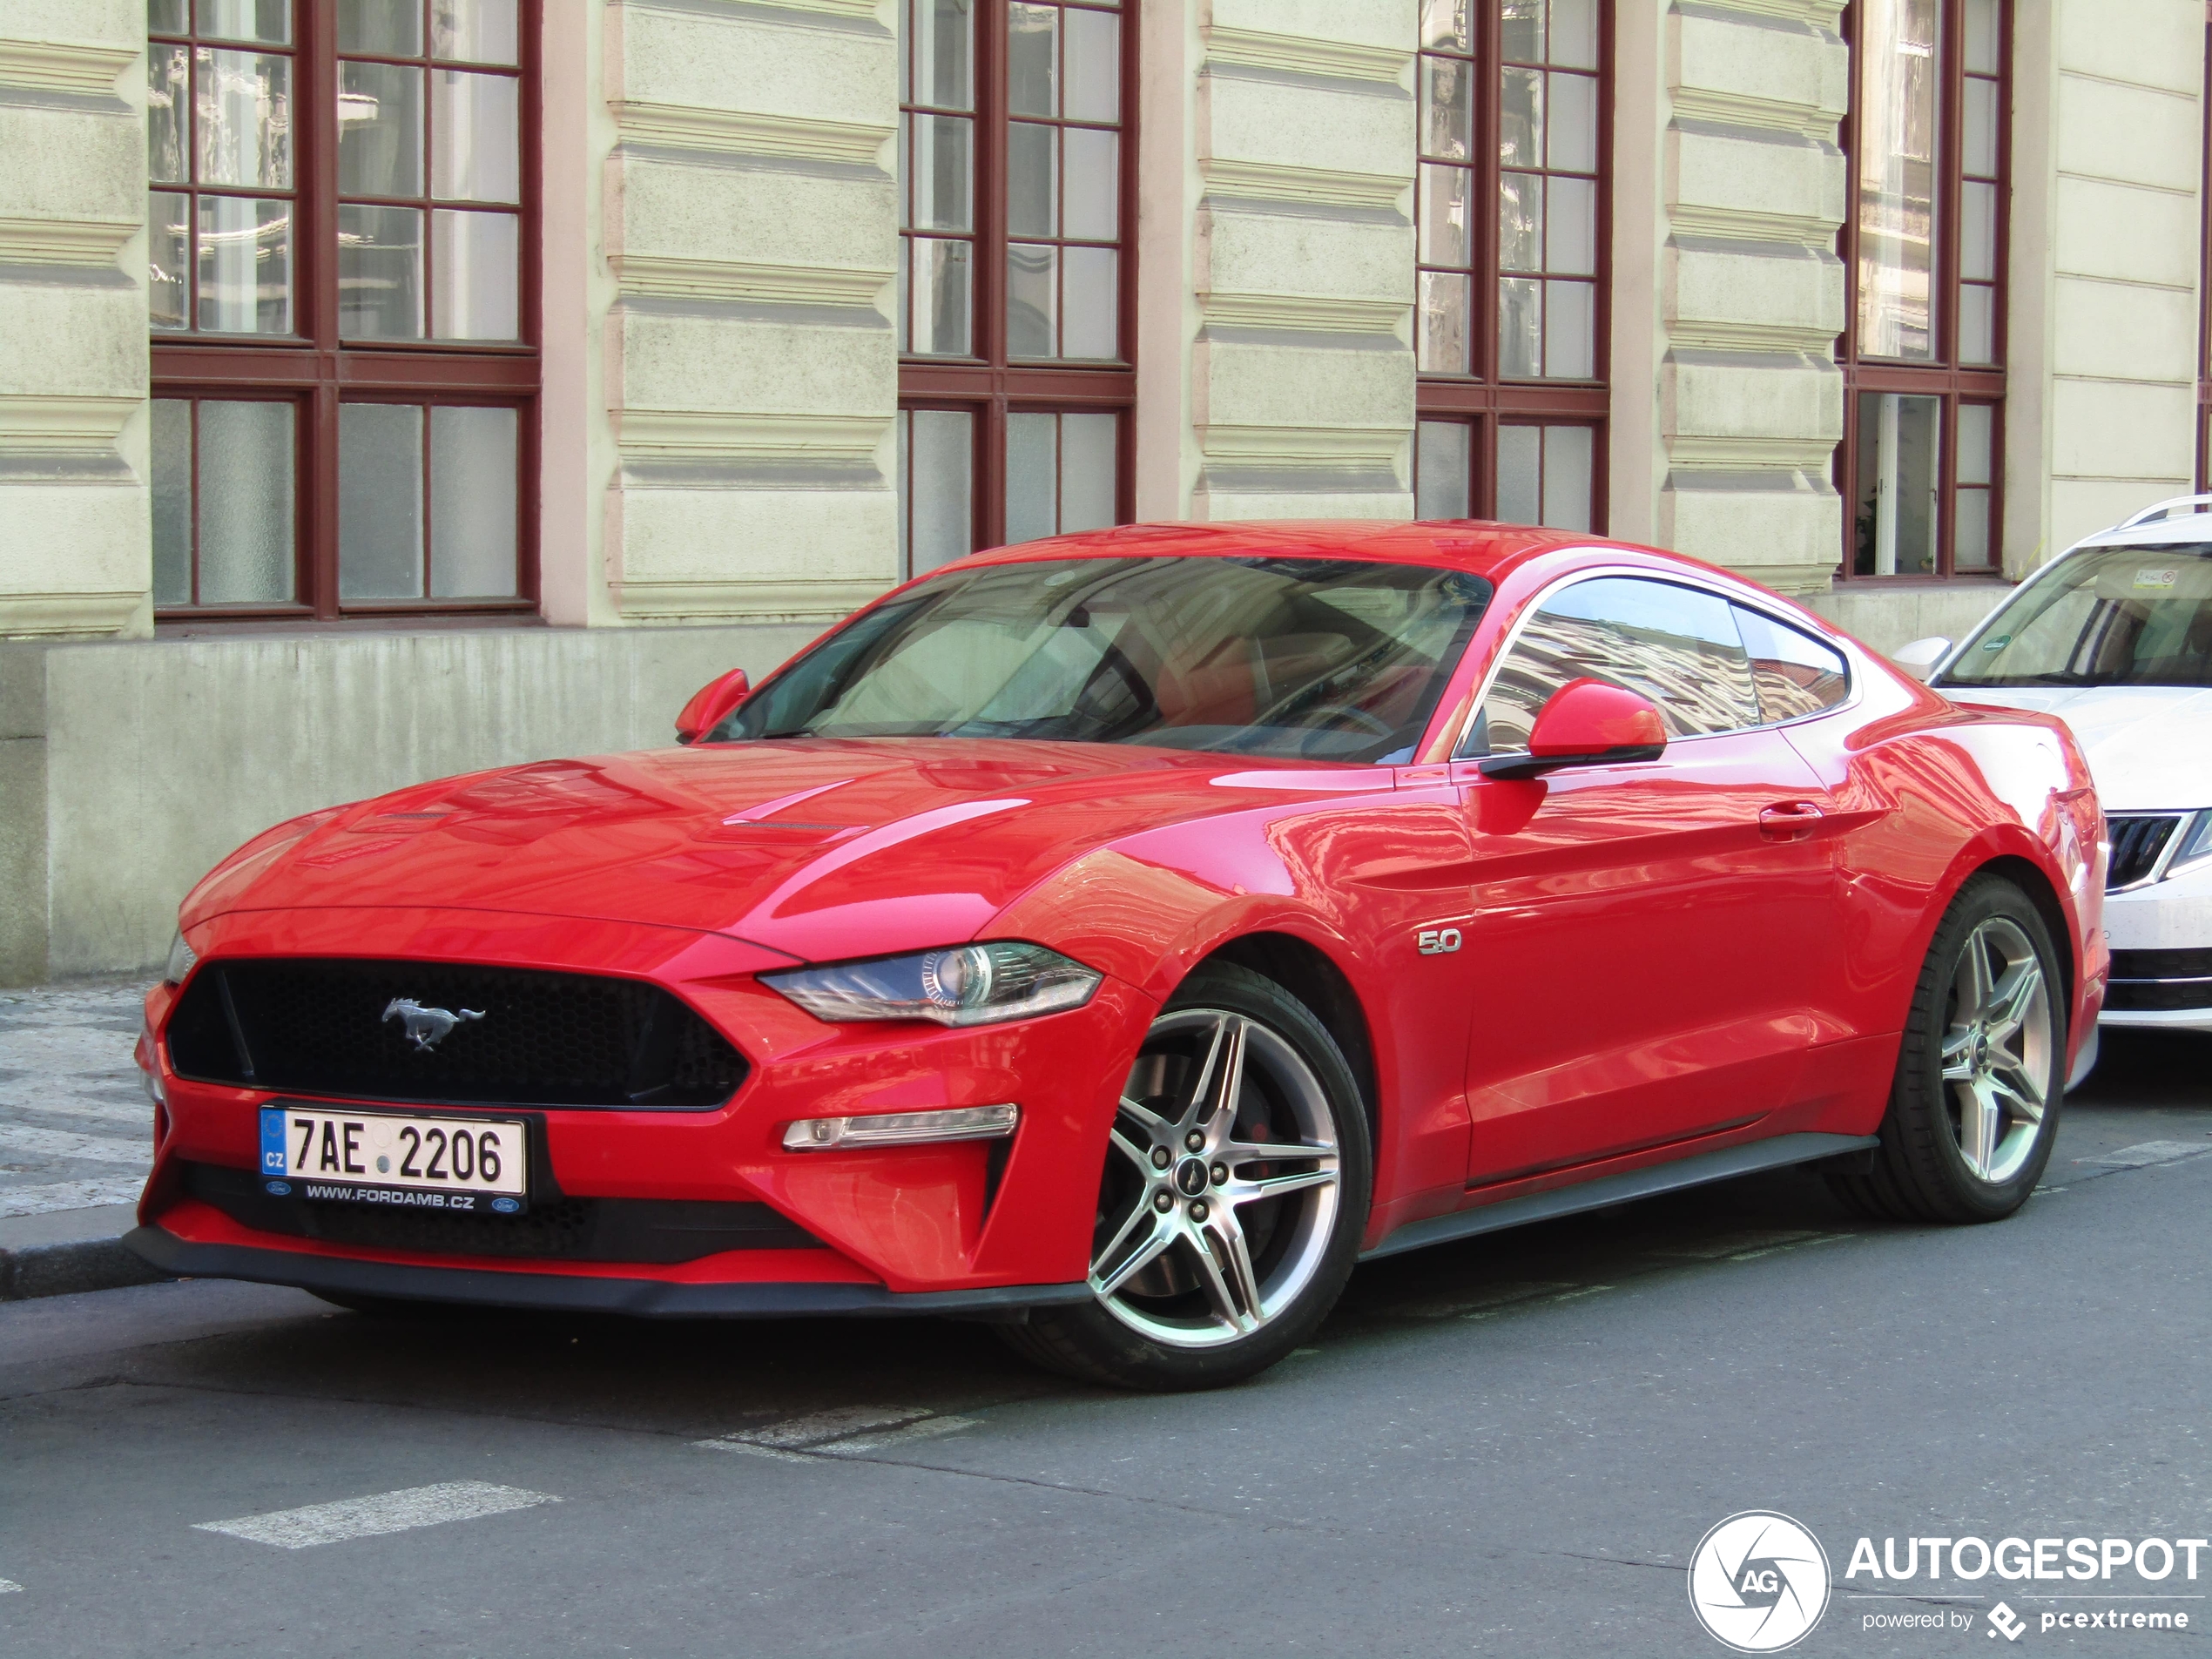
2166,811,2212,877
164,929,198,986
763,941,1101,1027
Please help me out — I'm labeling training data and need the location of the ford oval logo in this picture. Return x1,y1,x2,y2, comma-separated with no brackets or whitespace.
263,1179,292,1197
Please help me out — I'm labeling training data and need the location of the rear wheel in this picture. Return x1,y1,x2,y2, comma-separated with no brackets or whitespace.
1001,962,1372,1390
1829,875,2065,1224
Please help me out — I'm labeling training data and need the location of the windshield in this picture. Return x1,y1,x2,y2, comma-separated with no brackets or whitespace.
1940,544,2212,689
717,555,1493,764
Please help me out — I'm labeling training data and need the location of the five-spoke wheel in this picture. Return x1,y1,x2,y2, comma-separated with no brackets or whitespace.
1089,1008,1343,1347
1831,875,2066,1223
1001,962,1371,1389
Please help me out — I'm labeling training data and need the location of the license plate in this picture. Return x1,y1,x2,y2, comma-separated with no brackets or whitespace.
258,1104,529,1215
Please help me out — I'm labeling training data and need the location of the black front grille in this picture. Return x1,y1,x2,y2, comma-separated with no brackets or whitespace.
2106,947,2212,1012
2111,948,2212,981
184,1162,820,1262
2107,815,2183,889
168,959,746,1109
2105,980,2212,1012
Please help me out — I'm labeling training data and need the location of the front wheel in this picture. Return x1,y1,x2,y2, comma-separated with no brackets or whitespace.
1829,874,2066,1224
1001,962,1372,1390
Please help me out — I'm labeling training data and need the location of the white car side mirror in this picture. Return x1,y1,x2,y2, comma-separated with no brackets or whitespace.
1890,637,1952,682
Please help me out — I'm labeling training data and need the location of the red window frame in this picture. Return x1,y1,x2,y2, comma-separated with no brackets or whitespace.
150,2,542,623
896,0,1138,563
1413,0,1613,530
1834,0,2010,582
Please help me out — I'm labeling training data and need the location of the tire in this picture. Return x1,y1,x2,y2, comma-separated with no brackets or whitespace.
1000,961,1373,1390
1828,874,2066,1224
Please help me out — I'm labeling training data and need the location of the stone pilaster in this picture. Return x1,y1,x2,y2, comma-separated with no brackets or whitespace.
1617,0,1848,594
1139,0,1416,522
600,0,899,624
0,2,150,639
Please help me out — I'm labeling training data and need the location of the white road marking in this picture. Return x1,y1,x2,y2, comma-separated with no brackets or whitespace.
0,1091,152,1128
0,1123,150,1167
0,1024,140,1072
1392,1281,1575,1320
0,1580,21,1594
2083,1140,2210,1169
1649,1229,1828,1260
0,1176,147,1218
819,1416,981,1456
192,1482,561,1549
694,1406,979,1460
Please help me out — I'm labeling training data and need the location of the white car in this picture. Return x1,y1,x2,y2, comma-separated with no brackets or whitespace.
1894,494,2212,1040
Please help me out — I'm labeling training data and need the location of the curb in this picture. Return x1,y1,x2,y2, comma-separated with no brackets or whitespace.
0,1236,171,1302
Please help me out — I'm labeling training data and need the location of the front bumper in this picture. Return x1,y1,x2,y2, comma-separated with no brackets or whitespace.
138,905,1157,1300
2101,863,2212,1033
123,1224,1088,1318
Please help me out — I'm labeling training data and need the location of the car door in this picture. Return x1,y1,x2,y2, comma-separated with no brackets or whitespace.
1458,575,1849,1187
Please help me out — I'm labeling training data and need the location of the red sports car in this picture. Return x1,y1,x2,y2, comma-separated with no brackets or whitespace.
127,523,2107,1388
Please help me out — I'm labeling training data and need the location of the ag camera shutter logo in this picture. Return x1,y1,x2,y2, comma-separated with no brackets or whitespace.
1688,1511,1831,1652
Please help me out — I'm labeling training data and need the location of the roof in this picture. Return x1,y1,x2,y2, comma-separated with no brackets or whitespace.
953,518,1623,583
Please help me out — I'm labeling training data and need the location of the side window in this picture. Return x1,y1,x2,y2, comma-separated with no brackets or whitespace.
1469,577,1759,754
1733,605,1851,723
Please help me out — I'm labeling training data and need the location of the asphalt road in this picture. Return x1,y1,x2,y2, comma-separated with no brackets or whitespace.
3,1033,2207,1659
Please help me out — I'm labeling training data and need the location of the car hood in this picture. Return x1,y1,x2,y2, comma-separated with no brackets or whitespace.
1939,684,2212,812
184,738,1379,963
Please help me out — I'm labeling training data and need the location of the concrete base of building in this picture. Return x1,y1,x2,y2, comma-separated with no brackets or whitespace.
1803,579,2015,660
0,622,815,985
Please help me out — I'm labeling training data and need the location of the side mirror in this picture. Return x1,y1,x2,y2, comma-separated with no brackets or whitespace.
1890,637,1952,683
1479,678,1668,779
674,668,751,745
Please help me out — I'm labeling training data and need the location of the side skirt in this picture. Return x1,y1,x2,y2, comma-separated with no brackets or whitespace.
1359,1131,1879,1263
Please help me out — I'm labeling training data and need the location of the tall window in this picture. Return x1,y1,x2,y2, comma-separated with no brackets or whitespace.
1838,0,2007,579
1413,0,1608,531
896,0,1135,577
148,0,538,619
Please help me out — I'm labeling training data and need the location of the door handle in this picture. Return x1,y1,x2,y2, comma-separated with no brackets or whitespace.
1759,801,1825,841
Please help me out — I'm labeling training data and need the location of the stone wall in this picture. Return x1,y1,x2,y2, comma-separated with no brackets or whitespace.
598,0,902,627
1140,0,1417,522
1614,0,1849,597
0,622,813,983
0,2,149,640
2007,0,2203,566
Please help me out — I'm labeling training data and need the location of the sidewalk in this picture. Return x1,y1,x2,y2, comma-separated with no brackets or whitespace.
0,978,168,1298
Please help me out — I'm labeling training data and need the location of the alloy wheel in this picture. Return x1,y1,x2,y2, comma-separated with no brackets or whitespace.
1939,914,2053,1184
1089,1008,1343,1349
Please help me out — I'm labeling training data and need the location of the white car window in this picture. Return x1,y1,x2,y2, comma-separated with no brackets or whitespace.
1943,545,2212,688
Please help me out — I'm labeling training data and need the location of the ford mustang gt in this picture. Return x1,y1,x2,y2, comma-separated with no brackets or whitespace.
126,523,2107,1389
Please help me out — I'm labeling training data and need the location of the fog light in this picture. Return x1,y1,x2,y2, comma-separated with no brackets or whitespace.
782,1103,1019,1151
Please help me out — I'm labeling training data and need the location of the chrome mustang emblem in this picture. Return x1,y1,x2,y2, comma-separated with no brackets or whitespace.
381,998,486,1052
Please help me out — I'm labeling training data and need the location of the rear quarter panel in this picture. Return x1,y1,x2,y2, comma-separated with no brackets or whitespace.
1784,658,2106,1082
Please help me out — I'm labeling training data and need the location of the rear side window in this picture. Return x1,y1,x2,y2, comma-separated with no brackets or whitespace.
1470,576,1760,754
1732,605,1851,723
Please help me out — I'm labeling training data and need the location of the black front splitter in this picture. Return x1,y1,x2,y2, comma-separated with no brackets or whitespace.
123,1225,1090,1319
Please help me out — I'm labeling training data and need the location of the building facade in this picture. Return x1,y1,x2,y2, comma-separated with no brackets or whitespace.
0,0,2202,981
